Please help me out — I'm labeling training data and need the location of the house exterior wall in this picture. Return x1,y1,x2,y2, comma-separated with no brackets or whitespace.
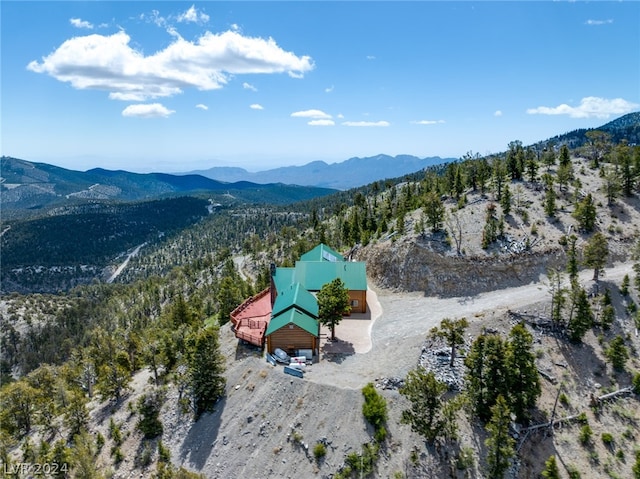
266,324,318,356
348,290,367,314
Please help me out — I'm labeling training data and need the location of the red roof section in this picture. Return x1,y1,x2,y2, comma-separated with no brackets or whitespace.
230,288,272,347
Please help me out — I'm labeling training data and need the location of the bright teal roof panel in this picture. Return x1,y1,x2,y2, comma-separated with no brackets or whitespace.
300,243,345,263
272,282,319,318
273,267,295,293
294,261,367,291
265,308,319,337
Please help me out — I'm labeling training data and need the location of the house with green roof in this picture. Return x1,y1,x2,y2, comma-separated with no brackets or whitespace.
234,243,367,358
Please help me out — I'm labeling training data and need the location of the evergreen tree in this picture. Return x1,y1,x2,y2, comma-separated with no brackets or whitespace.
525,147,538,183
583,232,609,282
566,234,579,281
542,455,561,479
500,184,512,216
482,203,500,249
217,276,243,326
465,333,509,422
506,324,540,423
317,278,351,340
485,396,515,479
423,191,445,232
573,193,597,232
567,284,593,343
605,336,629,371
399,368,447,444
188,326,226,417
542,174,556,217
430,317,468,367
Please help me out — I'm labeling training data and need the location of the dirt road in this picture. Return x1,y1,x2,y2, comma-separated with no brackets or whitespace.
308,261,635,389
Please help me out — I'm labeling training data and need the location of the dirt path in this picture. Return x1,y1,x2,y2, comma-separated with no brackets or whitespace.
307,261,635,389
106,243,146,283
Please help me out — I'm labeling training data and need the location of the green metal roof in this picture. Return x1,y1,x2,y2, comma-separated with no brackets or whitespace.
294,261,367,291
272,267,295,294
272,282,319,318
265,308,319,337
300,243,345,263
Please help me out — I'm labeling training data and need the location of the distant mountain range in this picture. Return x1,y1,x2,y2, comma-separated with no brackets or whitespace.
186,154,456,190
0,157,337,219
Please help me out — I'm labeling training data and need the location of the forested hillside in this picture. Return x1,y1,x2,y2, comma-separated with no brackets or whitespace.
1,115,640,479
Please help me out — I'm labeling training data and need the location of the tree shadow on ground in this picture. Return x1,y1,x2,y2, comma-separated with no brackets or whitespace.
178,396,226,470
320,338,355,364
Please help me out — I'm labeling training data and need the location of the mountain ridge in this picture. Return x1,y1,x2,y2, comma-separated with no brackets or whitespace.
186,154,455,190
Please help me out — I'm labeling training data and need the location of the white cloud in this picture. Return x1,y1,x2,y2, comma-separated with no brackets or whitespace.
585,19,613,26
337,113,344,119
243,82,257,91
250,103,264,110
308,119,335,126
177,5,210,24
342,120,390,127
411,119,445,125
494,110,503,117
121,103,175,118
231,23,240,32
27,30,314,101
526,96,639,119
366,55,376,60
325,85,334,93
291,109,332,119
70,18,94,29
196,104,208,110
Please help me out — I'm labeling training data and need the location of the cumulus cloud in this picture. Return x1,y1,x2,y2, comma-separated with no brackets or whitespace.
526,96,639,119
177,5,210,24
411,119,445,125
494,110,503,117
325,85,334,93
122,103,175,118
195,104,208,110
27,29,314,101
291,109,332,119
243,82,257,91
342,120,390,127
308,119,335,126
250,103,264,110
70,18,93,29
585,19,613,26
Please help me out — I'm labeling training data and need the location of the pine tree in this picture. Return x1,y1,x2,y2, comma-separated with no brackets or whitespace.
485,396,515,479
188,326,226,417
500,184,512,216
606,336,629,371
317,278,351,340
567,284,593,343
465,333,509,422
573,193,597,232
506,324,541,423
399,368,447,444
423,191,445,232
542,455,561,479
430,317,468,366
583,232,609,282
566,235,579,281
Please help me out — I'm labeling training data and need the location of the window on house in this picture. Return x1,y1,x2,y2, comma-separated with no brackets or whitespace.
350,299,359,307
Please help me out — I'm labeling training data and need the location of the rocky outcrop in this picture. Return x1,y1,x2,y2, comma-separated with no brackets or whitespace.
358,237,567,298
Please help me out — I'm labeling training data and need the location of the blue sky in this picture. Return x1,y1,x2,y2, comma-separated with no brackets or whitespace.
2,1,639,173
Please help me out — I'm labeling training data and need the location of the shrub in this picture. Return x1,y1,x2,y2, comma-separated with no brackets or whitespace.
579,424,593,445
567,464,581,479
601,432,614,447
313,442,326,461
361,383,388,432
